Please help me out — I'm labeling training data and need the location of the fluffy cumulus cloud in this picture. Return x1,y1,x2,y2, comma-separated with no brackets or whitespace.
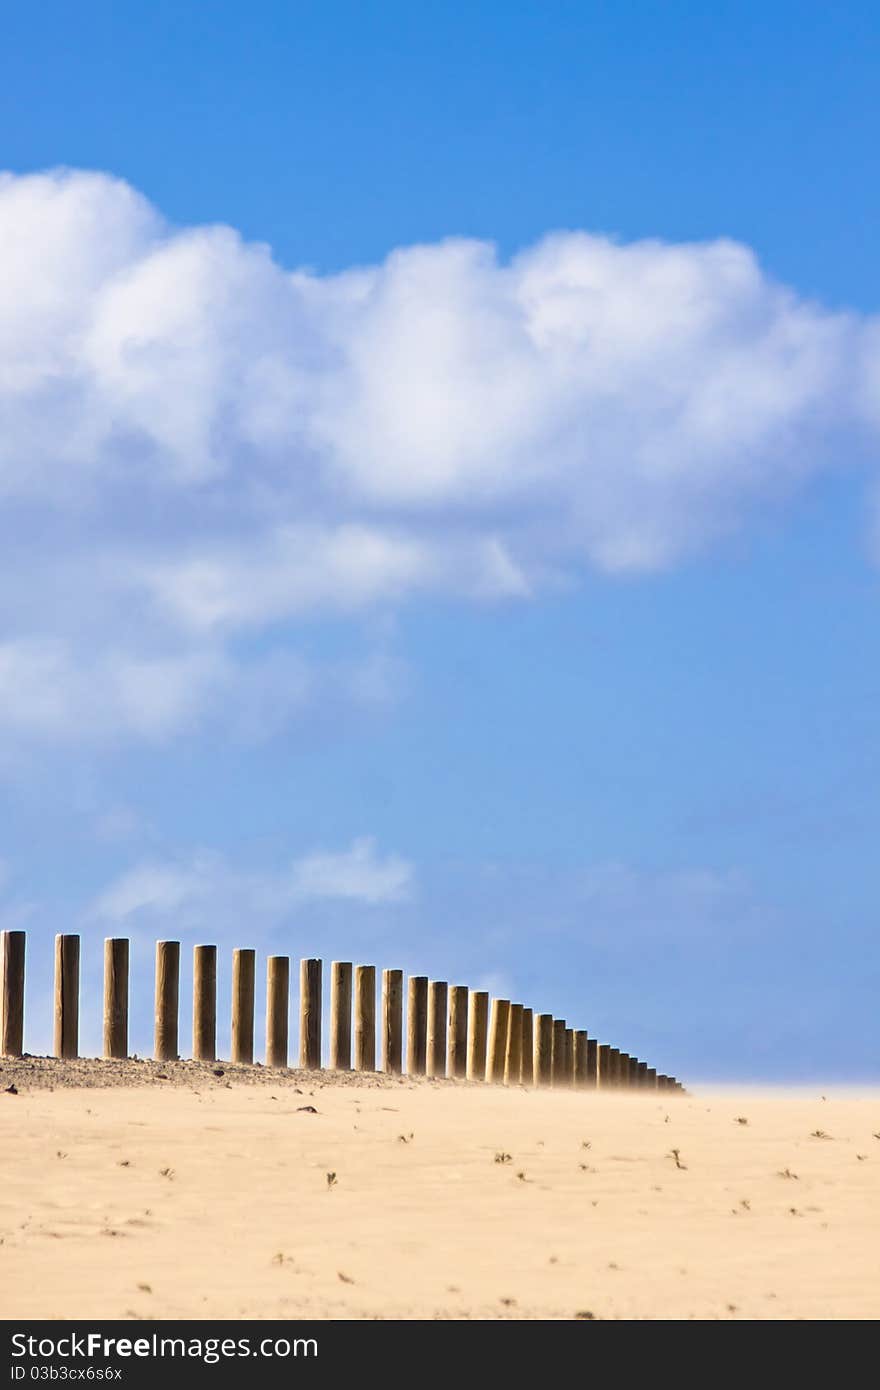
1,168,877,745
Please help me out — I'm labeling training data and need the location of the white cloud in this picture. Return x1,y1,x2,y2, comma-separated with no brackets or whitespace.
290,837,414,904
1,168,877,746
90,838,415,928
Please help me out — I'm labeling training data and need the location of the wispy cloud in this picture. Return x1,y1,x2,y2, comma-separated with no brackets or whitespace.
89,838,415,930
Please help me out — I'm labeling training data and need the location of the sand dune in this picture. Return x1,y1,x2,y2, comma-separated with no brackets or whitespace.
1,1062,878,1320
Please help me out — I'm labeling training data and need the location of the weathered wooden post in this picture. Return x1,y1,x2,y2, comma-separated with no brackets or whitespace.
504,1002,523,1085
54,933,80,1061
231,948,256,1065
299,958,322,1069
609,1047,621,1087
192,944,216,1062
102,937,128,1061
154,940,179,1062
565,1028,575,1087
574,1030,588,1089
618,1051,631,1088
585,1037,598,1088
646,1067,657,1088
0,930,25,1058
520,1007,534,1086
448,985,468,1079
629,1056,639,1086
487,998,510,1084
597,1043,610,1088
427,980,448,1078
534,1013,553,1087
266,956,289,1068
551,1018,567,1087
407,975,428,1076
382,967,403,1075
466,989,488,1080
330,961,353,1070
354,965,376,1071
637,1060,648,1087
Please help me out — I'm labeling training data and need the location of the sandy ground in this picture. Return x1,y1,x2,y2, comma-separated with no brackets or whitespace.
1,1060,878,1320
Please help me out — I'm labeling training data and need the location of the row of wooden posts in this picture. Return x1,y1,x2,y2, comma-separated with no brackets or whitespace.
0,931,683,1091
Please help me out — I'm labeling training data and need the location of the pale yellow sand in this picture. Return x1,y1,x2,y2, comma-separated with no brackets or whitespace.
1,1069,879,1320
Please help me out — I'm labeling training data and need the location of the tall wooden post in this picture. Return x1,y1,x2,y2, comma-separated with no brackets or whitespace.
534,1013,553,1087
637,1060,648,1087
192,944,217,1062
618,1052,631,1088
466,989,488,1080
54,934,80,1061
609,1047,621,1087
382,968,403,1075
330,961,353,1070
266,956,289,1068
299,958,322,1069
354,965,376,1071
504,1003,523,1085
448,985,468,1079
565,1028,575,1086
487,998,510,1084
231,948,256,1065
551,1018,567,1087
520,1007,534,1086
406,975,428,1076
1,930,25,1058
427,980,448,1079
102,937,128,1060
646,1067,657,1088
597,1043,611,1089
585,1037,598,1088
574,1030,588,1089
154,940,179,1062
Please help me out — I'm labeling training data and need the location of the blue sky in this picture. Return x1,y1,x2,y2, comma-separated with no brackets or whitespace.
1,2,878,1080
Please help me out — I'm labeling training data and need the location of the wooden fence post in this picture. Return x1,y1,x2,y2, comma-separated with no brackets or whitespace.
154,940,179,1062
597,1043,610,1088
646,1067,657,1088
266,956,289,1068
574,1030,588,1089
629,1056,639,1086
609,1047,621,1087
466,989,488,1080
1,930,25,1058
637,1060,648,1087
407,975,428,1076
504,1002,523,1085
354,965,376,1071
192,944,217,1062
520,1007,534,1086
54,934,80,1061
618,1051,630,1088
551,1018,567,1087
103,937,128,1060
382,968,403,1075
299,958,322,1069
448,985,468,1079
534,1013,553,1087
585,1037,598,1088
487,998,510,1083
427,981,448,1079
231,948,256,1065
330,961,353,1070
565,1028,575,1087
